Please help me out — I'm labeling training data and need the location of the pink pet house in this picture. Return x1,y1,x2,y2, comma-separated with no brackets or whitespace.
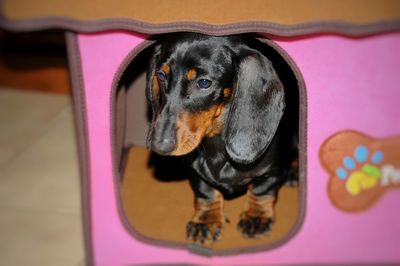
2,1,400,265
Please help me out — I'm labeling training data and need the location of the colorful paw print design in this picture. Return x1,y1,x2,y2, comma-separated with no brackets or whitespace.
336,145,383,196
320,131,400,212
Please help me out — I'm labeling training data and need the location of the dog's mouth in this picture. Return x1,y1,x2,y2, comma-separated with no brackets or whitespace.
170,131,203,156
169,105,225,156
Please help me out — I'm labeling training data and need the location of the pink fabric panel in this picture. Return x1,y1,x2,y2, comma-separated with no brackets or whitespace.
78,31,400,265
275,33,400,263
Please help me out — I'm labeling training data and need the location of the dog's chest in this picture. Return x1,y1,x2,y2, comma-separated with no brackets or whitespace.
191,138,270,192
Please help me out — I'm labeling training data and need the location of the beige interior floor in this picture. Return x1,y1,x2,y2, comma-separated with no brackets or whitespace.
122,147,299,252
0,88,84,266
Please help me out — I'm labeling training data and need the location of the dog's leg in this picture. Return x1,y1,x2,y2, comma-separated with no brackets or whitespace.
285,157,299,187
186,175,226,244
237,176,280,238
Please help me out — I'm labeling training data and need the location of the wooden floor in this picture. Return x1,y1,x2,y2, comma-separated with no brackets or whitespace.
0,88,84,266
0,31,83,265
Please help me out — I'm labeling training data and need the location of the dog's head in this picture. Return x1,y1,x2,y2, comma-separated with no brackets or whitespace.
146,33,285,164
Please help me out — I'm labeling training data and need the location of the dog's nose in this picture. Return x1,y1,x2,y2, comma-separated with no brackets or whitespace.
152,138,176,155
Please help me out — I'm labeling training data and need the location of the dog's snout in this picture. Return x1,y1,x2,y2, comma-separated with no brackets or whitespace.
152,138,176,155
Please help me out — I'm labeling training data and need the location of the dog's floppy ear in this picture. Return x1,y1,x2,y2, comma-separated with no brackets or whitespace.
146,44,162,118
225,51,285,164
146,44,161,146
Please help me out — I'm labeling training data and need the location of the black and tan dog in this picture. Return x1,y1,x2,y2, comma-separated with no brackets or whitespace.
146,33,297,243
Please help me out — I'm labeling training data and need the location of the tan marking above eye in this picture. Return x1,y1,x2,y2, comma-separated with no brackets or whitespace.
151,75,160,105
162,63,170,75
186,68,197,81
223,88,231,99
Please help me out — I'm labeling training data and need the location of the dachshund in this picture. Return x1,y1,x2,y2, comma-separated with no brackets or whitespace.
146,33,298,243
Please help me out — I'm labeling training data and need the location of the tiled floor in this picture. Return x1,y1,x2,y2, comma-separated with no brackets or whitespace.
0,88,84,265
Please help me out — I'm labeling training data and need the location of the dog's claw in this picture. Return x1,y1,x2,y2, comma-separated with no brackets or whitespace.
237,216,273,238
212,227,221,242
186,221,222,244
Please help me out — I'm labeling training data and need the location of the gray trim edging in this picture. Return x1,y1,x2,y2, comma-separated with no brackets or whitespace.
1,1,400,38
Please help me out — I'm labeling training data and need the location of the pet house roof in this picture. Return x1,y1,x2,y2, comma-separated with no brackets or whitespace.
1,0,400,36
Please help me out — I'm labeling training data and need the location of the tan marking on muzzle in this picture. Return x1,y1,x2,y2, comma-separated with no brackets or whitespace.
171,104,225,156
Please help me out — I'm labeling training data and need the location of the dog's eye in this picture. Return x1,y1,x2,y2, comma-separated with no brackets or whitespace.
157,71,167,82
197,79,212,90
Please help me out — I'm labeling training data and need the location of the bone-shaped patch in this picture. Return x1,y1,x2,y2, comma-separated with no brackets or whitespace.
319,130,400,212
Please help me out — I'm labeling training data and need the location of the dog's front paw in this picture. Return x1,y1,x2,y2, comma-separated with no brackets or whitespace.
237,213,273,238
186,220,223,244
238,192,275,238
186,195,226,244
